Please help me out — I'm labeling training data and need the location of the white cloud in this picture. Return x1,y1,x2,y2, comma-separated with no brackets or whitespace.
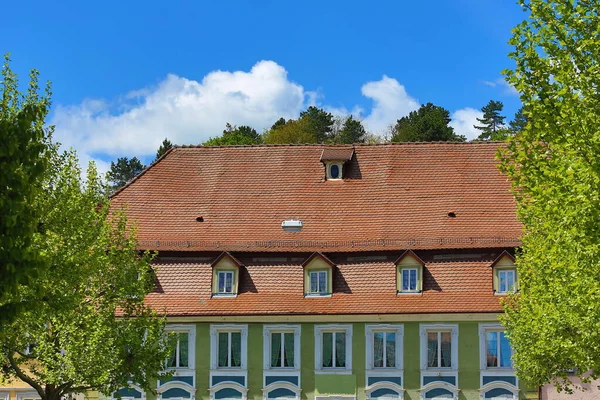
482,78,519,96
360,76,419,134
449,107,484,141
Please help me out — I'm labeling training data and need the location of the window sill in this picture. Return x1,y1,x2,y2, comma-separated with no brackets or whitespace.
305,293,332,298
211,293,238,298
421,368,457,373
367,368,404,374
480,368,515,372
315,369,352,375
397,291,422,295
263,368,300,373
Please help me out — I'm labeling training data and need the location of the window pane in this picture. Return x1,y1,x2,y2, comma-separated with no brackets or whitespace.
310,272,318,293
271,332,282,368
167,336,177,368
486,331,498,367
318,272,327,293
500,332,512,367
499,271,507,292
440,332,452,368
322,332,333,367
330,164,340,178
507,271,515,291
218,332,228,367
218,272,225,293
284,332,294,368
374,332,384,368
231,332,241,367
427,332,438,368
335,332,346,368
402,270,409,291
386,332,396,368
179,333,189,367
225,272,233,293
409,269,417,290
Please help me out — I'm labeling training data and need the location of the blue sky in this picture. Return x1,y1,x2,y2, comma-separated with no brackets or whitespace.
2,0,525,171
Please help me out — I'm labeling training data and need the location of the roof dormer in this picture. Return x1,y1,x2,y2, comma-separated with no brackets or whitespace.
302,252,335,297
395,250,425,294
490,251,518,295
211,252,243,297
320,147,354,180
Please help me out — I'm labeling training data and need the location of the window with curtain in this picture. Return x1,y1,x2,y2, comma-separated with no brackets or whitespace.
498,269,516,293
322,331,346,368
373,331,396,368
270,331,295,368
217,271,234,294
309,271,328,294
401,268,417,291
217,331,242,368
166,332,189,368
427,331,452,368
486,330,512,368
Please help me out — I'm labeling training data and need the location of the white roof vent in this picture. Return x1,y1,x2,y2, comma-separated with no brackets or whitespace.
282,219,303,233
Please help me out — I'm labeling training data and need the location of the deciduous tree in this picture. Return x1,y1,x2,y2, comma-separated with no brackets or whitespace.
391,103,465,142
499,0,600,392
0,149,171,400
263,117,316,144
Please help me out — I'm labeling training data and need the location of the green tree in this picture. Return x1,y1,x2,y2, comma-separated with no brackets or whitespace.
0,54,51,320
0,149,171,400
299,106,334,143
336,115,366,144
508,107,527,134
499,0,600,392
203,123,261,146
474,100,506,140
391,103,465,142
263,117,316,144
155,138,173,161
270,117,287,130
107,157,146,191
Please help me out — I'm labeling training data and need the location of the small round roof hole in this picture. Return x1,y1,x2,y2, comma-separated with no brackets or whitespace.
196,216,204,222
448,212,456,218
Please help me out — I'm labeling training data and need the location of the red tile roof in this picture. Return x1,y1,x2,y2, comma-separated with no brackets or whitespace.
110,143,521,252
146,251,505,316
320,147,354,162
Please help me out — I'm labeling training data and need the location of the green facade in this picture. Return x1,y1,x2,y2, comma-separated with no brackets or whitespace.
147,320,536,400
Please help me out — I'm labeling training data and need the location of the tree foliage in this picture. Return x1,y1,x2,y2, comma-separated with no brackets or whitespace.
499,0,600,392
155,138,173,161
0,54,51,320
263,117,316,144
107,157,146,191
509,107,528,134
0,148,171,400
335,115,366,144
299,106,334,143
391,103,465,142
203,123,261,146
474,100,506,140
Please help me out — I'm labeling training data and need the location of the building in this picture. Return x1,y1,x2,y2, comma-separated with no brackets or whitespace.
2,143,539,400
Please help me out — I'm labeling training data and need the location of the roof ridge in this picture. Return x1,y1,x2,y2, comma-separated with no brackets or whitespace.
176,141,506,149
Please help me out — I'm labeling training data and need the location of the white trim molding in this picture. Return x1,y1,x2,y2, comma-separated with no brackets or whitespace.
111,384,146,400
365,324,404,371
478,381,519,400
261,382,302,400
365,381,405,400
210,324,248,371
208,382,248,400
419,324,458,371
165,324,197,373
478,323,514,371
16,392,41,400
263,325,301,370
157,381,196,400
418,381,459,400
314,324,353,373
0,393,9,400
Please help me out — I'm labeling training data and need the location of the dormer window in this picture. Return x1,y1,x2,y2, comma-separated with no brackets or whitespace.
211,252,242,297
320,147,354,181
395,250,425,294
303,252,335,297
490,251,518,295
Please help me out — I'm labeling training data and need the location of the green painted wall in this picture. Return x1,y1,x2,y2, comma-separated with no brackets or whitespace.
458,322,480,400
314,375,356,396
301,324,315,400
403,322,421,400
247,324,263,400
196,323,211,400
353,323,366,400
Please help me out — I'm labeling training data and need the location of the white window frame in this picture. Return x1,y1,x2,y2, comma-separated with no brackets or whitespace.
365,324,404,371
165,324,196,371
217,271,235,294
309,270,329,295
478,324,514,371
400,268,418,293
314,324,352,374
326,162,344,180
419,324,458,371
210,324,248,370
263,325,301,370
16,393,41,400
497,269,516,294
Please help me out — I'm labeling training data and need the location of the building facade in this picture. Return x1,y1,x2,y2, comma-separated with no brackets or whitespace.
1,143,541,400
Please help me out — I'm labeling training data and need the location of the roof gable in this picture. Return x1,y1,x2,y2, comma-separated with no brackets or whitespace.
302,252,335,268
394,250,425,266
211,251,243,269
490,250,516,268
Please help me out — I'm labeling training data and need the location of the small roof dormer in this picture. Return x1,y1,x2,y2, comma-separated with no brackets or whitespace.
320,147,354,180
302,252,335,297
395,250,425,294
211,251,243,298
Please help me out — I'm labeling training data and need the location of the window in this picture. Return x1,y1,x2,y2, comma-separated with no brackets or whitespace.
309,270,328,295
326,162,343,180
210,324,248,370
366,324,403,371
420,324,457,371
167,332,189,368
400,268,418,292
315,325,352,372
479,324,514,370
263,325,301,370
497,269,516,294
165,324,195,370
217,271,234,294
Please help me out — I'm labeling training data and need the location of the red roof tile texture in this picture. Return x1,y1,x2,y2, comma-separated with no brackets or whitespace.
110,143,521,252
146,251,504,316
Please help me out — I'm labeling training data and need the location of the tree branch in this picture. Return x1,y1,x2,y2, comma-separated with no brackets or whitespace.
6,352,46,399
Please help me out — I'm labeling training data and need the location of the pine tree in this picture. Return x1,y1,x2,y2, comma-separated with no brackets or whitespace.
155,138,173,161
474,100,506,140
